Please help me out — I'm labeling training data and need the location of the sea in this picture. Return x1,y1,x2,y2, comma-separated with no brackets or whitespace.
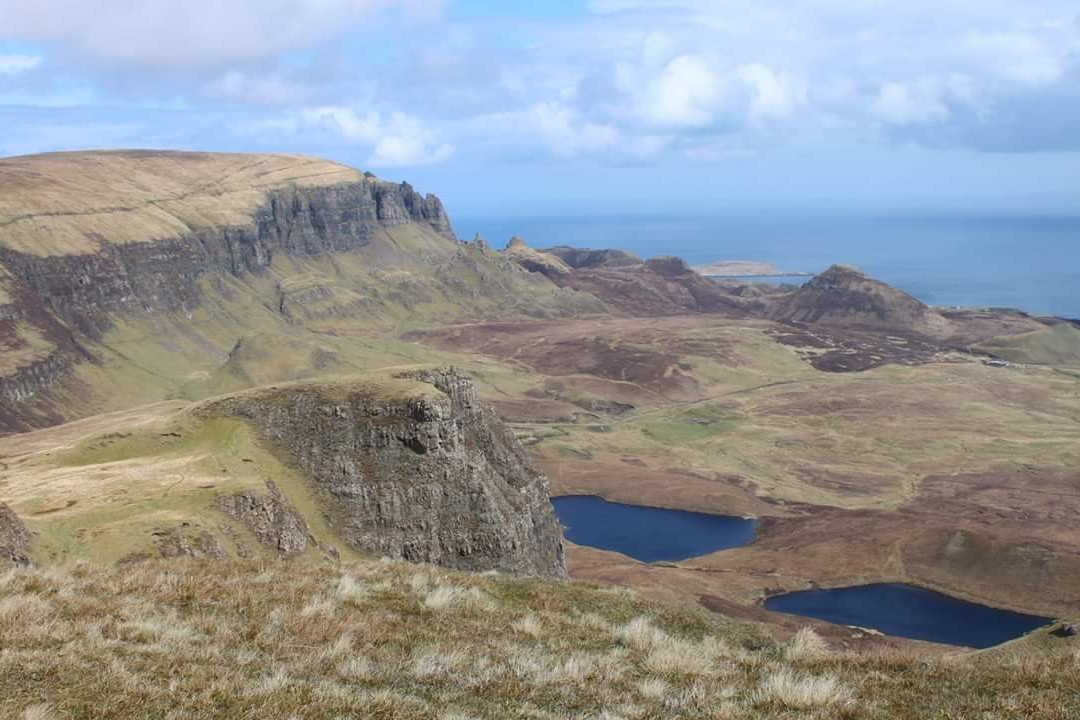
460,213,1080,320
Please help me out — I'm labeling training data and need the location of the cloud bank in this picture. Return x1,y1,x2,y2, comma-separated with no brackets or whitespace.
0,0,1079,169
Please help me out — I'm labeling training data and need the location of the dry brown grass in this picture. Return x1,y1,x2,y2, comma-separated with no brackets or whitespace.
0,151,362,255
1,558,1077,719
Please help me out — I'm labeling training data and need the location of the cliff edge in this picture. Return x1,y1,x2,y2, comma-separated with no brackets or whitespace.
202,369,567,576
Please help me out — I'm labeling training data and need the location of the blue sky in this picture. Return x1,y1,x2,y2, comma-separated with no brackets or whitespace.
1,0,1079,217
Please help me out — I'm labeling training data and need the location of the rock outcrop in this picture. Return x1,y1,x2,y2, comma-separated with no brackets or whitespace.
0,502,31,566
503,237,572,277
153,525,227,559
217,481,311,555
202,370,566,577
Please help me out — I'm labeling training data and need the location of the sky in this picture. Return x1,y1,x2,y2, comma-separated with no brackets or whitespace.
1,0,1079,217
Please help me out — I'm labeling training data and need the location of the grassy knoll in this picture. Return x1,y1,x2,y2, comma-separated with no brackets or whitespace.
0,395,370,564
976,323,1080,367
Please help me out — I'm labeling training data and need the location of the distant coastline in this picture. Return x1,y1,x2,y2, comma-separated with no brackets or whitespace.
692,260,812,278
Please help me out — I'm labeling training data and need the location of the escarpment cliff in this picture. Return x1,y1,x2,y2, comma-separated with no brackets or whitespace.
0,171,455,331
201,369,566,577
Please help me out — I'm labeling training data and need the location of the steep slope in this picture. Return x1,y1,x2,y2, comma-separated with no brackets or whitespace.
0,368,565,575
0,151,599,432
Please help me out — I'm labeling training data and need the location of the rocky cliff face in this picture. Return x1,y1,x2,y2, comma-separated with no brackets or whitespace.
201,370,566,577
0,180,454,332
0,502,30,566
217,481,311,556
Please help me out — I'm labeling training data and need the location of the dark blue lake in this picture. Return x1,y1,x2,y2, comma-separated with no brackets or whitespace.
552,495,756,562
765,583,1051,649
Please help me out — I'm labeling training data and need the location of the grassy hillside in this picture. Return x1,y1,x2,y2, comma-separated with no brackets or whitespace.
1,558,1077,720
4,222,601,428
976,322,1080,367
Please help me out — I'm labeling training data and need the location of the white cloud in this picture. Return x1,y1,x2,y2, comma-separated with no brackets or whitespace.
525,103,621,157
0,54,41,75
871,81,951,126
204,71,313,105
474,102,621,159
296,106,454,166
737,64,806,122
963,31,1063,86
634,54,727,128
4,0,1080,162
0,0,445,73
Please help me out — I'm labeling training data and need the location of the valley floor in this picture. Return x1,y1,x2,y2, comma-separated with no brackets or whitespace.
5,311,1080,646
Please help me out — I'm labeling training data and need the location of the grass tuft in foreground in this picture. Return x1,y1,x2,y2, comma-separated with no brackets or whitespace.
1,559,1077,719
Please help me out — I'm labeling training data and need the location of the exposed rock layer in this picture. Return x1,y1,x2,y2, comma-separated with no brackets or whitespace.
0,502,30,566
217,481,311,555
0,181,454,331
202,370,566,577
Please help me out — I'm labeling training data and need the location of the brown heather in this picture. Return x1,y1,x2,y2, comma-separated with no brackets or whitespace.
1,559,1077,720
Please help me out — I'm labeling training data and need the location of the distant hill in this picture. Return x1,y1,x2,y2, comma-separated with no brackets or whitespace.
764,264,955,337
542,244,641,269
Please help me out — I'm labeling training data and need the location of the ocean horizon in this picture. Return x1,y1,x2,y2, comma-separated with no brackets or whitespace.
461,212,1080,320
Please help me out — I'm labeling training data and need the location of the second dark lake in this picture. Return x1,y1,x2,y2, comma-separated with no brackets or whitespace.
765,583,1051,648
552,495,756,563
